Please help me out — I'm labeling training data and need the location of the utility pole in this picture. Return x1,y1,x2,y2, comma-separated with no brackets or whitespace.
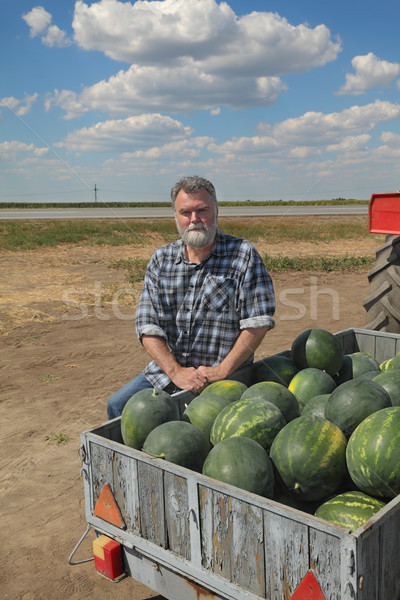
94,184,98,203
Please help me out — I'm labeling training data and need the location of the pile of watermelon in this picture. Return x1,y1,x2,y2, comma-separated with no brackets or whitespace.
120,328,400,533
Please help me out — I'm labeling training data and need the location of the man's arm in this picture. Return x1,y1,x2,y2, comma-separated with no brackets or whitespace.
141,335,208,394
196,325,271,383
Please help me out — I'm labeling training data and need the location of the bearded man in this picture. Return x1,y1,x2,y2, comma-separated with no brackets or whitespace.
107,176,275,419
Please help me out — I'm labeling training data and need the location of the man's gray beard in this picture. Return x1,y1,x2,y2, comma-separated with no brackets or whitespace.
177,221,217,248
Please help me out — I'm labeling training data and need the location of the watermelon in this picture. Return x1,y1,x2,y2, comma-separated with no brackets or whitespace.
315,491,386,532
210,397,286,452
372,371,400,406
121,388,179,449
288,367,336,410
142,420,209,472
291,328,344,376
300,394,330,418
240,381,299,421
346,406,400,499
199,379,247,402
270,415,347,502
182,393,230,443
202,436,274,497
380,351,400,372
325,379,391,438
335,352,380,385
254,355,299,387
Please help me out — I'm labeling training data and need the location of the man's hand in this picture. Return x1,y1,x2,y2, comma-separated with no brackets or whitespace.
196,364,227,384
170,366,208,394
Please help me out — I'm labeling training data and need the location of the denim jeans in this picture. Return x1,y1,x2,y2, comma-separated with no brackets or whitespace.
106,372,181,419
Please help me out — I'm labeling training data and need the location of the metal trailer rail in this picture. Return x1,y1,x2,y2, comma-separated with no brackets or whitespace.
77,328,400,600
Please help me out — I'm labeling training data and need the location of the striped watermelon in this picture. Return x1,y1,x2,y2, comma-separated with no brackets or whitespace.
346,406,400,499
210,397,286,452
300,394,330,418
270,415,347,502
240,381,300,422
315,491,386,532
372,371,400,406
199,379,247,401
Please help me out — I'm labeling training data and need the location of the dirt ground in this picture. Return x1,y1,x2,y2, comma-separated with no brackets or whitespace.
0,227,380,600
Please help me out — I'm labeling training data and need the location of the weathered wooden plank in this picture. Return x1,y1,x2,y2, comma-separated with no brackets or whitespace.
112,451,140,533
378,507,400,600
199,487,265,596
137,460,166,547
309,528,342,600
263,510,309,599
164,471,191,559
89,442,114,504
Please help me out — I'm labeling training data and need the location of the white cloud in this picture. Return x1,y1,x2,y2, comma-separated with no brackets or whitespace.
22,6,51,37
380,131,400,147
338,53,400,95
55,114,194,152
72,0,340,73
22,6,71,47
257,100,400,146
0,94,38,116
45,0,340,118
46,63,286,117
0,140,48,160
42,24,72,48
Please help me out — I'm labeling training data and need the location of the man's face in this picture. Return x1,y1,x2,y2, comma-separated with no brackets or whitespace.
175,189,218,248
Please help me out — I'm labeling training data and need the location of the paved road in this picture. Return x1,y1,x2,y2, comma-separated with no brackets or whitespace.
0,205,368,220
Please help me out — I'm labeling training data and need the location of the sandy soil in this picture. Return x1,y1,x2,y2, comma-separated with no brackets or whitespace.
0,228,379,600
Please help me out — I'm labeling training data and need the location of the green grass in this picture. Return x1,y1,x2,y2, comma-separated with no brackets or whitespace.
45,432,71,445
0,216,371,251
109,254,374,282
0,198,368,209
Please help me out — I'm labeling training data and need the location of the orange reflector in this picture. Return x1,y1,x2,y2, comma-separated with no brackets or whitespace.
94,482,125,529
291,570,326,600
93,535,124,580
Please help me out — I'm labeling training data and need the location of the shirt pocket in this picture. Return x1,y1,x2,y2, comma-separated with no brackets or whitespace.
201,275,237,314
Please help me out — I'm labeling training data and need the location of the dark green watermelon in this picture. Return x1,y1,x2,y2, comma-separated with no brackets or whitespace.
335,352,380,385
372,371,400,406
291,328,344,376
183,392,230,443
142,421,209,472
325,379,391,438
346,406,400,499
240,381,299,421
121,388,179,449
202,436,274,498
300,394,330,418
254,355,299,387
270,415,347,502
288,367,336,410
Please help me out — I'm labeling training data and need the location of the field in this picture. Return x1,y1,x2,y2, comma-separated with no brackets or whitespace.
0,216,383,600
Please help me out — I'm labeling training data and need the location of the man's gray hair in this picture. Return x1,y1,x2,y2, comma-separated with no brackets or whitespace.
170,176,217,210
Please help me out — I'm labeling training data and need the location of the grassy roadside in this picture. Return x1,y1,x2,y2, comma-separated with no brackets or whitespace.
0,217,376,274
0,216,371,251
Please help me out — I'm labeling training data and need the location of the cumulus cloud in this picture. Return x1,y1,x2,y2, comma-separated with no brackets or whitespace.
22,5,71,47
338,53,400,95
0,140,48,160
55,114,194,152
0,93,38,116
72,0,341,73
46,64,286,118
44,0,340,118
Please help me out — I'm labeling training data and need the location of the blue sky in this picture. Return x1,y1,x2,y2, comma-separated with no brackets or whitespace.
1,0,399,203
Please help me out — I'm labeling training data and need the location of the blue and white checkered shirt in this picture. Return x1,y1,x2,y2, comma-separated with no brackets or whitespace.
135,230,275,389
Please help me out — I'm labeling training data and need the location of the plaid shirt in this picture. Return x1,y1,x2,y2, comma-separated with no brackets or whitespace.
136,230,275,389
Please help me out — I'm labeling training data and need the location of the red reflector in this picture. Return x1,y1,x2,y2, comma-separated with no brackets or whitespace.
291,570,326,599
93,535,124,580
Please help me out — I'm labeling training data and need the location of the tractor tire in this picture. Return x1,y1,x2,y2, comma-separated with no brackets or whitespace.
363,235,400,333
